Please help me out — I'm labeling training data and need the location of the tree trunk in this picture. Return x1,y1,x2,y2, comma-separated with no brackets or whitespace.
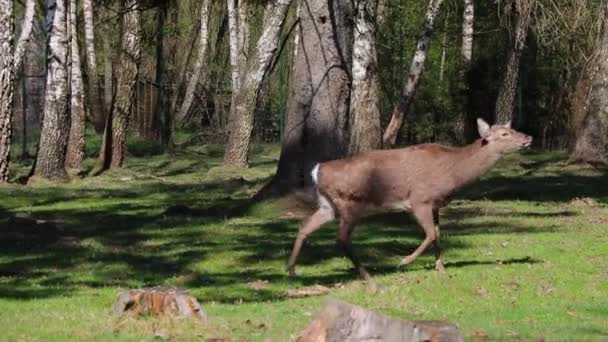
83,0,106,132
153,2,177,148
382,0,444,148
176,0,211,123
256,0,354,197
96,0,141,172
297,300,464,342
454,0,474,142
14,0,36,72
494,0,532,125
227,0,240,92
569,2,608,165
0,0,15,182
66,0,86,172
238,0,251,84
223,0,293,167
348,0,381,154
32,0,70,180
103,27,113,116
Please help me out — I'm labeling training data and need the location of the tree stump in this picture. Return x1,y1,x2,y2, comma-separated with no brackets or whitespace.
112,287,206,321
297,299,463,342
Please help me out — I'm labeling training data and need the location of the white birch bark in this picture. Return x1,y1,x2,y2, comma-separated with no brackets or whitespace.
454,0,474,142
223,0,293,167
176,0,211,123
238,0,250,82
0,0,15,182
104,0,141,169
66,0,85,171
14,0,36,72
33,0,71,180
349,0,382,154
382,0,444,147
462,0,474,69
83,0,106,131
227,0,240,92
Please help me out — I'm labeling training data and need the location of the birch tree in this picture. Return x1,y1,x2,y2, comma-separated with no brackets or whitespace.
176,0,211,123
83,0,106,132
14,0,36,72
0,0,15,182
569,1,608,165
66,0,86,171
454,0,474,141
32,0,71,180
494,0,533,124
223,0,293,167
96,0,141,172
227,0,241,92
349,0,382,154
382,0,444,148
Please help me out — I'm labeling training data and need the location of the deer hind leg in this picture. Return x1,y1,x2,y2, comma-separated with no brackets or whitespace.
432,208,445,272
287,195,335,277
336,219,372,281
399,204,437,267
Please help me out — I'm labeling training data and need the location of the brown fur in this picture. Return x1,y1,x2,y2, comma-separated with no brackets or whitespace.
287,119,532,280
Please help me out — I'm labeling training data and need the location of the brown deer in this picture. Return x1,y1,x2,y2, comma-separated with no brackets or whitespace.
287,118,532,282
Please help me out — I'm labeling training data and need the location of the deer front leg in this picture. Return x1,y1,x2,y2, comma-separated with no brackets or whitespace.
287,206,334,277
398,204,437,267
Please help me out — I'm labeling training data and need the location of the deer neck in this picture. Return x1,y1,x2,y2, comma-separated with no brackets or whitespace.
451,139,502,187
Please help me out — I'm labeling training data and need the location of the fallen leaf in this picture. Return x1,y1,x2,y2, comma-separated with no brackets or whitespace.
567,311,576,317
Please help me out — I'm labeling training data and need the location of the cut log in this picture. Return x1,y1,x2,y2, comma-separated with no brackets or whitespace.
297,299,463,342
112,287,206,321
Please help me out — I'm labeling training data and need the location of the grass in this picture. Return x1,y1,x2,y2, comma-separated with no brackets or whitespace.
1,143,607,341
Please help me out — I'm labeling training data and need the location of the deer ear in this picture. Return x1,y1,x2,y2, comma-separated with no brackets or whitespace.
503,120,512,129
477,118,491,139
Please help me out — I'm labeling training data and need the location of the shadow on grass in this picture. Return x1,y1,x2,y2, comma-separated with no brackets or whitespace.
0,157,605,303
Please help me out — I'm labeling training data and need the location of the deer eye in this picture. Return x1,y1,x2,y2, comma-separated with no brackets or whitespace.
501,132,509,137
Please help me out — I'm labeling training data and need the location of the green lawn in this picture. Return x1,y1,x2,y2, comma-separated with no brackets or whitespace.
1,144,607,341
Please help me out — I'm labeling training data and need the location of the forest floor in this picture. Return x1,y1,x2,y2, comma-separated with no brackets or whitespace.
0,140,607,341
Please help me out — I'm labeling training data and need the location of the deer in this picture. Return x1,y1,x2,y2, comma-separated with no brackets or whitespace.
287,118,532,284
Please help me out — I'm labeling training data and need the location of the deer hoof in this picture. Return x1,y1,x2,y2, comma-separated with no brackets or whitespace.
287,268,297,278
435,261,446,273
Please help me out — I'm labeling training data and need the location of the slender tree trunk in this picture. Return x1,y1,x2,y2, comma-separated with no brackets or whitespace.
103,28,113,115
66,0,85,171
256,0,354,197
96,0,141,172
83,0,106,132
14,0,36,72
569,2,608,165
454,0,474,142
176,0,211,123
348,0,381,154
238,0,251,83
223,0,293,167
494,0,532,125
382,0,444,148
31,0,70,180
227,0,240,92
0,0,15,182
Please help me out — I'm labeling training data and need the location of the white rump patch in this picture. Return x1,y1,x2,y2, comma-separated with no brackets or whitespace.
311,164,320,184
